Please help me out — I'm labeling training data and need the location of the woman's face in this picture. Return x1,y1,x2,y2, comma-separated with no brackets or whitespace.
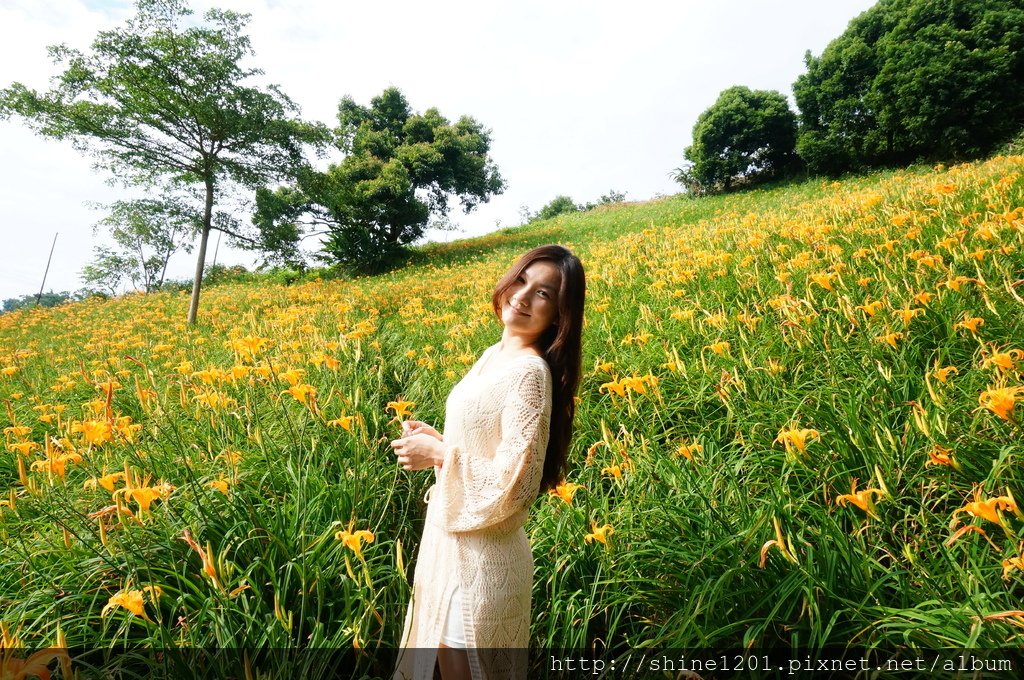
500,260,561,339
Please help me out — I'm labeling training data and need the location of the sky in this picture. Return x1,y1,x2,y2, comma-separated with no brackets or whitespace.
0,0,878,302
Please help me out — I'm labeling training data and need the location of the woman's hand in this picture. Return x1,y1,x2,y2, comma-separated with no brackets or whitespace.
391,432,446,471
401,420,443,441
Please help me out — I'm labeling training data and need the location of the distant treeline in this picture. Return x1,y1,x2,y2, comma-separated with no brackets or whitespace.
2,291,81,313
0,264,261,314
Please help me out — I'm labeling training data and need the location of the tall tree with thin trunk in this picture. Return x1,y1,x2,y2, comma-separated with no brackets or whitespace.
0,0,326,324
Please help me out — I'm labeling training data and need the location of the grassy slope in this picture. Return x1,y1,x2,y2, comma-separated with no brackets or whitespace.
1,158,1023,676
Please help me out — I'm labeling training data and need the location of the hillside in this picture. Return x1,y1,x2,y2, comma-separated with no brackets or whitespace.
1,156,1023,677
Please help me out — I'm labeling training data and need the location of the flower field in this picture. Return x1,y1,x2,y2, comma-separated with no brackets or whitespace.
2,156,1024,677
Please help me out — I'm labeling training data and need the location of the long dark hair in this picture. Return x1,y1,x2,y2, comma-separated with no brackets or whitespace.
491,244,585,493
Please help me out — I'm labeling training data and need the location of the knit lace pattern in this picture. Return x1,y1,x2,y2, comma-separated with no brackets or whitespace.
394,347,553,680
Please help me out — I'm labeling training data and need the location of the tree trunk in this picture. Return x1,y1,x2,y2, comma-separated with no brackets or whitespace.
187,177,215,325
135,235,151,293
158,253,169,289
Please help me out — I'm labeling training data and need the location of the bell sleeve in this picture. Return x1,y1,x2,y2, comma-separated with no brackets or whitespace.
439,361,552,533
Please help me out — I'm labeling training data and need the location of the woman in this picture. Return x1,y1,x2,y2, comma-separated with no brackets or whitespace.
390,244,585,680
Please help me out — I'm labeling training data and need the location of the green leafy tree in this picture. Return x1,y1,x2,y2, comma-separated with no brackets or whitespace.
0,0,326,323
793,0,1024,174
80,246,135,296
534,195,580,221
680,86,798,193
255,87,505,274
90,197,197,292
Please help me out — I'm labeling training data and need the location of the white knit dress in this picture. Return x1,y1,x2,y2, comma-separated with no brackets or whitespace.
394,344,553,680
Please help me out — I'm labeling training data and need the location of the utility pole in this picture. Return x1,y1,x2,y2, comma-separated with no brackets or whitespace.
211,230,221,268
36,232,58,307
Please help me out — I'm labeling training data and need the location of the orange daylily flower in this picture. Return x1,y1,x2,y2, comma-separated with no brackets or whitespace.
981,348,1024,372
0,628,72,680
675,441,703,460
977,385,1024,421
227,335,272,358
925,444,958,469
856,300,885,317
276,368,306,386
774,425,820,459
549,481,584,505
705,341,731,356
112,416,143,443
327,414,355,431
335,524,375,560
954,487,1019,525
736,312,760,331
621,332,653,345
29,451,83,479
619,377,648,395
82,399,107,416
911,251,944,269
601,462,631,479
116,485,169,512
933,365,959,383
893,307,924,325
282,383,317,407
808,272,838,292
875,330,904,348
955,316,984,334
386,400,415,419
584,521,613,545
101,585,163,622
1003,550,1024,580
944,524,1001,552
311,353,341,370
113,466,174,513
193,391,237,411
599,380,627,398
191,368,227,385
584,441,605,465
836,478,884,518
70,419,113,446
941,276,981,292
6,442,39,456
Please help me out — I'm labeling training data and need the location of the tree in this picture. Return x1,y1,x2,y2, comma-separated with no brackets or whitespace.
2,291,79,314
80,246,135,296
89,197,197,292
0,0,326,323
534,195,580,221
581,190,627,211
255,87,505,274
680,86,798,193
793,0,1024,174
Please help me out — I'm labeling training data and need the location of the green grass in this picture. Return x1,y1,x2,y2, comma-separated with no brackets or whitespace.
1,157,1023,678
